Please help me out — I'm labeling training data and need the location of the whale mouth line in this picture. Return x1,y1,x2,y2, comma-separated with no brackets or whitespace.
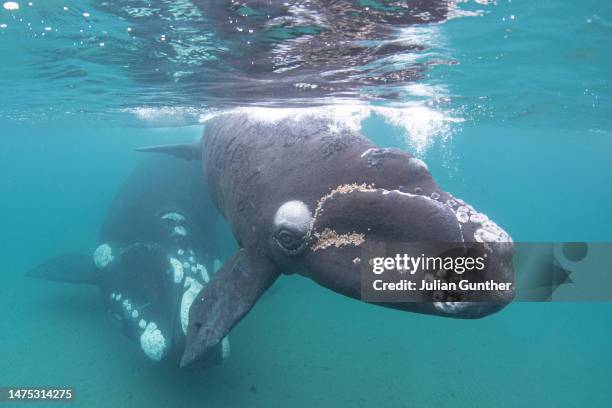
433,301,508,318
273,235,310,255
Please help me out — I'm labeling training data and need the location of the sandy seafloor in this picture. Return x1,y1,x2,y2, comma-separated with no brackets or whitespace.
1,121,611,407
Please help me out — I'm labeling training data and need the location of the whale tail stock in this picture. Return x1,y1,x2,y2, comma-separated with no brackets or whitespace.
25,253,100,285
135,139,202,161
181,249,280,367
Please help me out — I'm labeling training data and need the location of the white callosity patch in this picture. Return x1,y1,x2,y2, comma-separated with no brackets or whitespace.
131,310,139,319
274,200,312,235
455,206,471,223
197,264,210,283
448,197,512,244
475,220,512,244
433,301,471,314
221,336,231,361
169,257,184,284
140,322,168,361
310,183,450,250
138,319,147,329
173,225,188,236
180,277,204,335
360,148,376,158
161,212,186,222
122,299,132,313
93,244,114,269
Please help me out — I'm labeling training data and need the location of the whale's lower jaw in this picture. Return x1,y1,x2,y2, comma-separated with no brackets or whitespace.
432,301,508,319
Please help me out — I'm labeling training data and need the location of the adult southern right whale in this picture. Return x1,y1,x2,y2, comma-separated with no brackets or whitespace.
25,155,229,367
139,111,515,367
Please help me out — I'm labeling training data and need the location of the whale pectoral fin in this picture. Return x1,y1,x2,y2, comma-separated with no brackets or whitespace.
181,249,279,367
25,253,99,285
135,139,202,161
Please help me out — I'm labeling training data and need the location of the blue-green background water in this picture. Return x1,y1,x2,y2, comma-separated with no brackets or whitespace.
1,0,611,407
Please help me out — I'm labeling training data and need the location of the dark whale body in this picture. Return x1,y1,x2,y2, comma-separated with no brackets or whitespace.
141,112,515,367
26,156,228,366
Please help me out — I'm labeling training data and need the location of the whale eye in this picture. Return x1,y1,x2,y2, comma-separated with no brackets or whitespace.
274,227,305,252
273,200,312,256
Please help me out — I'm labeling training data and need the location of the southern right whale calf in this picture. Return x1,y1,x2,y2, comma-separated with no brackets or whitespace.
140,111,515,367
26,155,229,367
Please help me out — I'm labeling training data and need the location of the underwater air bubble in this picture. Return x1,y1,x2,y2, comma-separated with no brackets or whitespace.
3,2,19,11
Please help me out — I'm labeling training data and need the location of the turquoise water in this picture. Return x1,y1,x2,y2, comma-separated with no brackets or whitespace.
1,1,611,407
